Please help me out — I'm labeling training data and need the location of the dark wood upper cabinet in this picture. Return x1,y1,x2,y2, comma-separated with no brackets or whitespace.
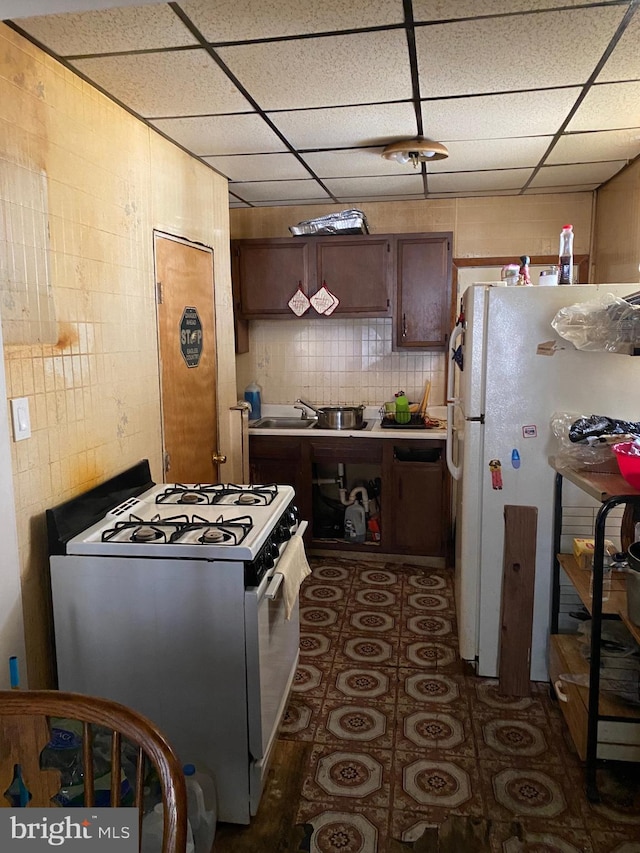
233,238,313,317
393,233,452,350
232,233,453,351
314,236,391,316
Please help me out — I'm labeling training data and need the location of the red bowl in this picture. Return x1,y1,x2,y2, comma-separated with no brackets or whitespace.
611,441,640,489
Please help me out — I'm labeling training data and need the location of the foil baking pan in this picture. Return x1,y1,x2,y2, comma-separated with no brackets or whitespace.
289,208,369,236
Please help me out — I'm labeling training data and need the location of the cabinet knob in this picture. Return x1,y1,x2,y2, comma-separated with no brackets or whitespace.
402,313,407,338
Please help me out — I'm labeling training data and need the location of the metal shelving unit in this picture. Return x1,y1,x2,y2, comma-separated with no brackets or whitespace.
550,459,640,800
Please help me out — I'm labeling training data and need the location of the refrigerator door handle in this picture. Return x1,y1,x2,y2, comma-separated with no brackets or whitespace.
447,324,463,402
446,401,462,481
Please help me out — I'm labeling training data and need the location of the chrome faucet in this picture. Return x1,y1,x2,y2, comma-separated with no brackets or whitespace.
293,404,309,419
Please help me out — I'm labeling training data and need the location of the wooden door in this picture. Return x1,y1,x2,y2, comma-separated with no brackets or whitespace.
155,234,220,483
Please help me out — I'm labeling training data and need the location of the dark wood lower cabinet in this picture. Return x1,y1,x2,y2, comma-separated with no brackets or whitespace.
249,435,448,557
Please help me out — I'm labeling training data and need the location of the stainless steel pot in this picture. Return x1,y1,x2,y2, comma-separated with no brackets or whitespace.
296,399,365,430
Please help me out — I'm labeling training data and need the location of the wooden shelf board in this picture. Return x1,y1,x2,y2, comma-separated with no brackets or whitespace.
552,634,640,720
550,456,640,503
558,553,627,615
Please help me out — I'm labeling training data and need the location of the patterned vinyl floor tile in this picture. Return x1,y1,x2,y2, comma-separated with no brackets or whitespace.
277,557,640,853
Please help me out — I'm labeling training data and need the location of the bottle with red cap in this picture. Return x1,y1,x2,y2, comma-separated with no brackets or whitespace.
558,224,574,284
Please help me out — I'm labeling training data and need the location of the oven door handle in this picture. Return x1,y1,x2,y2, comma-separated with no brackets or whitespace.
265,520,308,599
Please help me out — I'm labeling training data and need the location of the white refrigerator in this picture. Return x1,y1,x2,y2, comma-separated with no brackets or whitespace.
446,283,639,682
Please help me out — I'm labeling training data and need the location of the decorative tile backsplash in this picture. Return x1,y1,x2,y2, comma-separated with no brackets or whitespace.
236,317,445,407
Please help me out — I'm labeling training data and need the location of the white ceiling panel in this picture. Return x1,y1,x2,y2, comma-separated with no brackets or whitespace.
301,149,403,178
202,152,310,181
414,7,625,98
72,49,251,117
229,180,331,202
429,169,533,192
422,88,581,142
413,0,622,21
567,81,640,133
14,5,196,54
180,0,404,41
596,10,640,83
7,0,640,207
151,113,286,155
268,103,418,151
323,175,425,198
217,30,412,111
427,137,552,172
546,130,640,166
524,184,599,194
529,160,628,188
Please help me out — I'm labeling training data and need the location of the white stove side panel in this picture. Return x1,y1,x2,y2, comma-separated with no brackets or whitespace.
50,555,253,825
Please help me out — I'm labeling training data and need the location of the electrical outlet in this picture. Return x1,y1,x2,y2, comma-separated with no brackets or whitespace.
11,397,31,441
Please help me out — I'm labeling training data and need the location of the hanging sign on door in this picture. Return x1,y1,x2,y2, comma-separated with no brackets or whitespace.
180,306,203,368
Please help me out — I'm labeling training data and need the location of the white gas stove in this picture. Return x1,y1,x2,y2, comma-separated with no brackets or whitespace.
47,464,307,825
65,482,298,570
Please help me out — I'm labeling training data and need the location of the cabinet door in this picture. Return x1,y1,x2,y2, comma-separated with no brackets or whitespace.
385,442,446,556
394,234,452,349
315,236,391,316
248,436,312,540
234,239,312,317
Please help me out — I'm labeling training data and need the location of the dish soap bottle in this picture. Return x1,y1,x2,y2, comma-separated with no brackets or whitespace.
394,391,411,425
244,381,261,421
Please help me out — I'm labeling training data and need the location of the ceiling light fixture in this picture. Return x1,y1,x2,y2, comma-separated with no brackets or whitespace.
382,137,449,168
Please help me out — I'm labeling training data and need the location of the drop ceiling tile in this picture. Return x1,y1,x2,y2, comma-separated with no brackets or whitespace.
427,137,551,172
337,194,427,202
202,152,311,181
414,6,625,98
14,5,197,55
529,161,628,187
229,180,330,202
251,198,334,206
71,49,251,117
413,0,621,20
217,30,412,111
428,189,521,198
597,10,640,83
322,175,424,197
567,81,640,132
301,148,405,178
180,0,404,41
422,88,581,142
269,102,418,150
546,129,640,165
524,184,599,194
150,114,286,155
428,169,532,192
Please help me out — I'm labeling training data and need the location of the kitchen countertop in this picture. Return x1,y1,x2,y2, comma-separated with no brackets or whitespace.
248,405,447,440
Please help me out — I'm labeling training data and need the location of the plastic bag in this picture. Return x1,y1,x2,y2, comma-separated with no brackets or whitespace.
551,292,640,354
572,621,640,706
551,412,627,469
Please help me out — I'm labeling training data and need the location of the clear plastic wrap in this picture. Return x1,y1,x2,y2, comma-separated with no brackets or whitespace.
565,621,640,706
551,292,640,354
550,412,637,470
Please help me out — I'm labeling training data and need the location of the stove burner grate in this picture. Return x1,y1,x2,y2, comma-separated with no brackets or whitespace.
169,513,254,546
154,483,280,506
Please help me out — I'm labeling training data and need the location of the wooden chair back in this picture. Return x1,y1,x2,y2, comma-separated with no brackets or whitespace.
0,690,188,853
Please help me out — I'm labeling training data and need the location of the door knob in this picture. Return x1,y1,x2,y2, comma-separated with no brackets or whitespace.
212,452,227,464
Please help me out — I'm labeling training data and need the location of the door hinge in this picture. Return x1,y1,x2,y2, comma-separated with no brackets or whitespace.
164,450,171,473
156,280,163,304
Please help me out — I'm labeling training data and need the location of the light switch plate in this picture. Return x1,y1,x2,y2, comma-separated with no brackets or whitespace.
11,397,31,441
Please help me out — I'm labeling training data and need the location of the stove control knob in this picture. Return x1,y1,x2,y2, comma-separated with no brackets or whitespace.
269,540,280,560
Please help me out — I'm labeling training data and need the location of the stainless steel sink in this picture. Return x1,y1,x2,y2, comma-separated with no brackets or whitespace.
250,417,317,429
